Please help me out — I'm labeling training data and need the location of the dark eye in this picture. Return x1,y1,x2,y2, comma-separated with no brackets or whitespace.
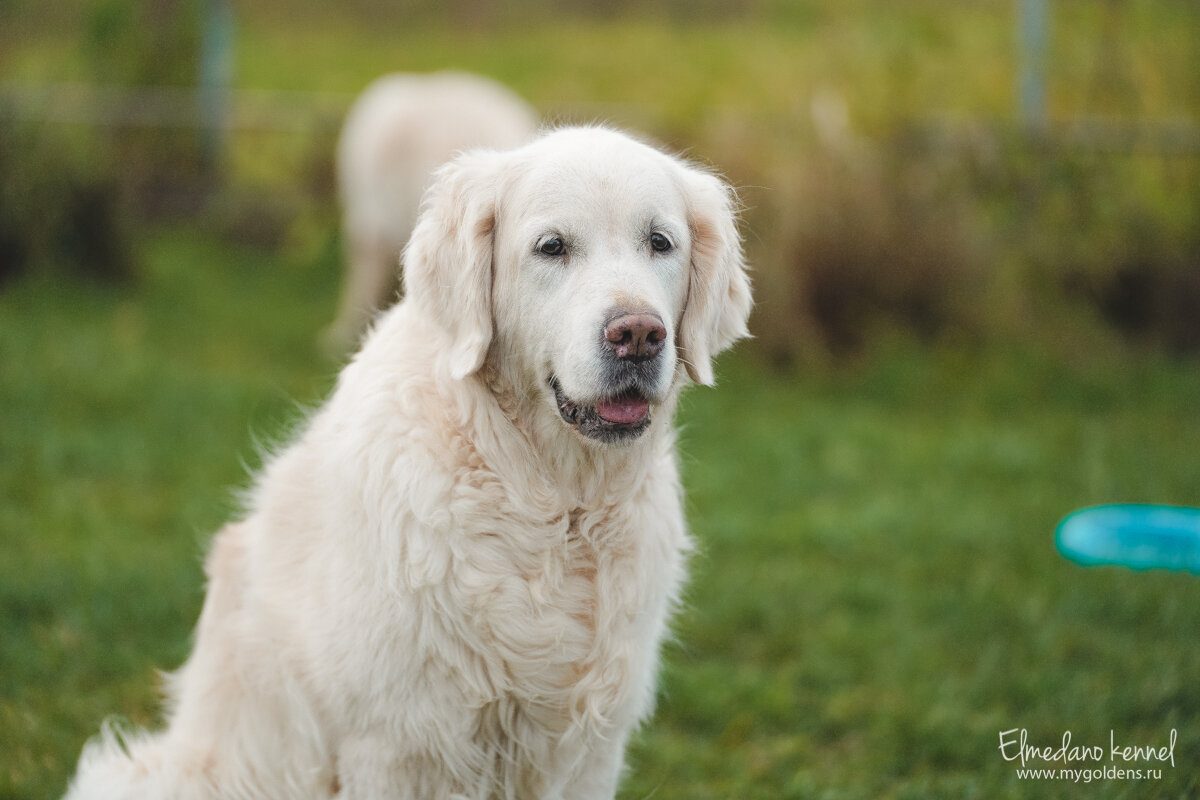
650,232,673,253
539,237,566,257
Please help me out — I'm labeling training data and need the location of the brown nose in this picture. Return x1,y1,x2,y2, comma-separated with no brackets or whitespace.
604,312,667,362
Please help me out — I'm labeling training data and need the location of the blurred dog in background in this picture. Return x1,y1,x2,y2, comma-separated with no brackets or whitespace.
322,71,538,354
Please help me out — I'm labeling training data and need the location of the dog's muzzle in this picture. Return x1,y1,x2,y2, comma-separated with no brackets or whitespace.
549,309,671,444
550,377,653,444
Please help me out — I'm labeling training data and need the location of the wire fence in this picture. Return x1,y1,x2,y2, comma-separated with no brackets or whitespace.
4,82,1198,157
0,82,350,131
3,0,1199,169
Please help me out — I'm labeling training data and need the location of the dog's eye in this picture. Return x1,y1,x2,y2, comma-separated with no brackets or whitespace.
649,232,673,253
539,237,566,257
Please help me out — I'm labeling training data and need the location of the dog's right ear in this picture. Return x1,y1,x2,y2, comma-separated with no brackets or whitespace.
402,149,506,380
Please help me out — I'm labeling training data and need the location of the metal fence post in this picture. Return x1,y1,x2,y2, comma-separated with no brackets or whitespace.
198,0,234,168
1018,0,1047,130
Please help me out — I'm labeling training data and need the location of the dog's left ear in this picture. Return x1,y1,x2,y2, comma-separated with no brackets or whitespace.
676,166,753,386
402,149,506,379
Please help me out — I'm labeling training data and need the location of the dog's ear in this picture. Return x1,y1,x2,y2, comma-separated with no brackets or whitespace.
402,150,506,380
676,167,753,386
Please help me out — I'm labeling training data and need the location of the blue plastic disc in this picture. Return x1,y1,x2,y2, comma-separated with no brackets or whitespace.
1056,504,1200,574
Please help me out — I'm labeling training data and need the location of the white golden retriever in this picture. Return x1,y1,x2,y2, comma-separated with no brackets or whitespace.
66,126,752,800
323,71,538,352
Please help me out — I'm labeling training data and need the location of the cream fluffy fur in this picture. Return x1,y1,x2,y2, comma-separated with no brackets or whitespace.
66,126,751,800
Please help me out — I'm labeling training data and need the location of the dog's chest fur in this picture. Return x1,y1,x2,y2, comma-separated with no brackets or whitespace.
370,459,681,796
439,490,654,728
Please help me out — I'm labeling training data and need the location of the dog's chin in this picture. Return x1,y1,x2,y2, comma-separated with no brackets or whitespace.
550,377,655,444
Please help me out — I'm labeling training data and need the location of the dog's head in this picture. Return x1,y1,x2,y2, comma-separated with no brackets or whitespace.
402,126,751,445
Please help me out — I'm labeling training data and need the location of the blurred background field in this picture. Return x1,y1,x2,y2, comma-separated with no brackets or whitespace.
2,1,1199,797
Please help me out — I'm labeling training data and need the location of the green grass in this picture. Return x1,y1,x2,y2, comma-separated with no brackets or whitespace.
639,350,1200,798
0,230,340,796
3,229,1200,798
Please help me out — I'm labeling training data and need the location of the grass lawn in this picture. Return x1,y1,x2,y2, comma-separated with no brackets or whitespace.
2,228,1199,799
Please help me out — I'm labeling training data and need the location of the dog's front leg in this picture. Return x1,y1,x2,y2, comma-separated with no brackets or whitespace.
332,733,429,800
548,730,630,800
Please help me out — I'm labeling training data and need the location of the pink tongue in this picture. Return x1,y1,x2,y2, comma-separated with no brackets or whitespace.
596,395,650,424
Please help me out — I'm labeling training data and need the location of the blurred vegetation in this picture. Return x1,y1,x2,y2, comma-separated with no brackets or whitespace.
2,0,1197,360
2,1,1200,798
84,0,202,87
0,117,135,286
84,0,216,213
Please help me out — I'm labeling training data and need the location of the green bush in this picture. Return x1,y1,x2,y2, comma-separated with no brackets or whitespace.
731,121,1200,364
0,118,136,286
1016,148,1200,353
84,0,217,214
750,138,983,362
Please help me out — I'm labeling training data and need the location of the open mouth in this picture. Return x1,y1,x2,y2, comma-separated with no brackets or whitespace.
550,377,653,442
